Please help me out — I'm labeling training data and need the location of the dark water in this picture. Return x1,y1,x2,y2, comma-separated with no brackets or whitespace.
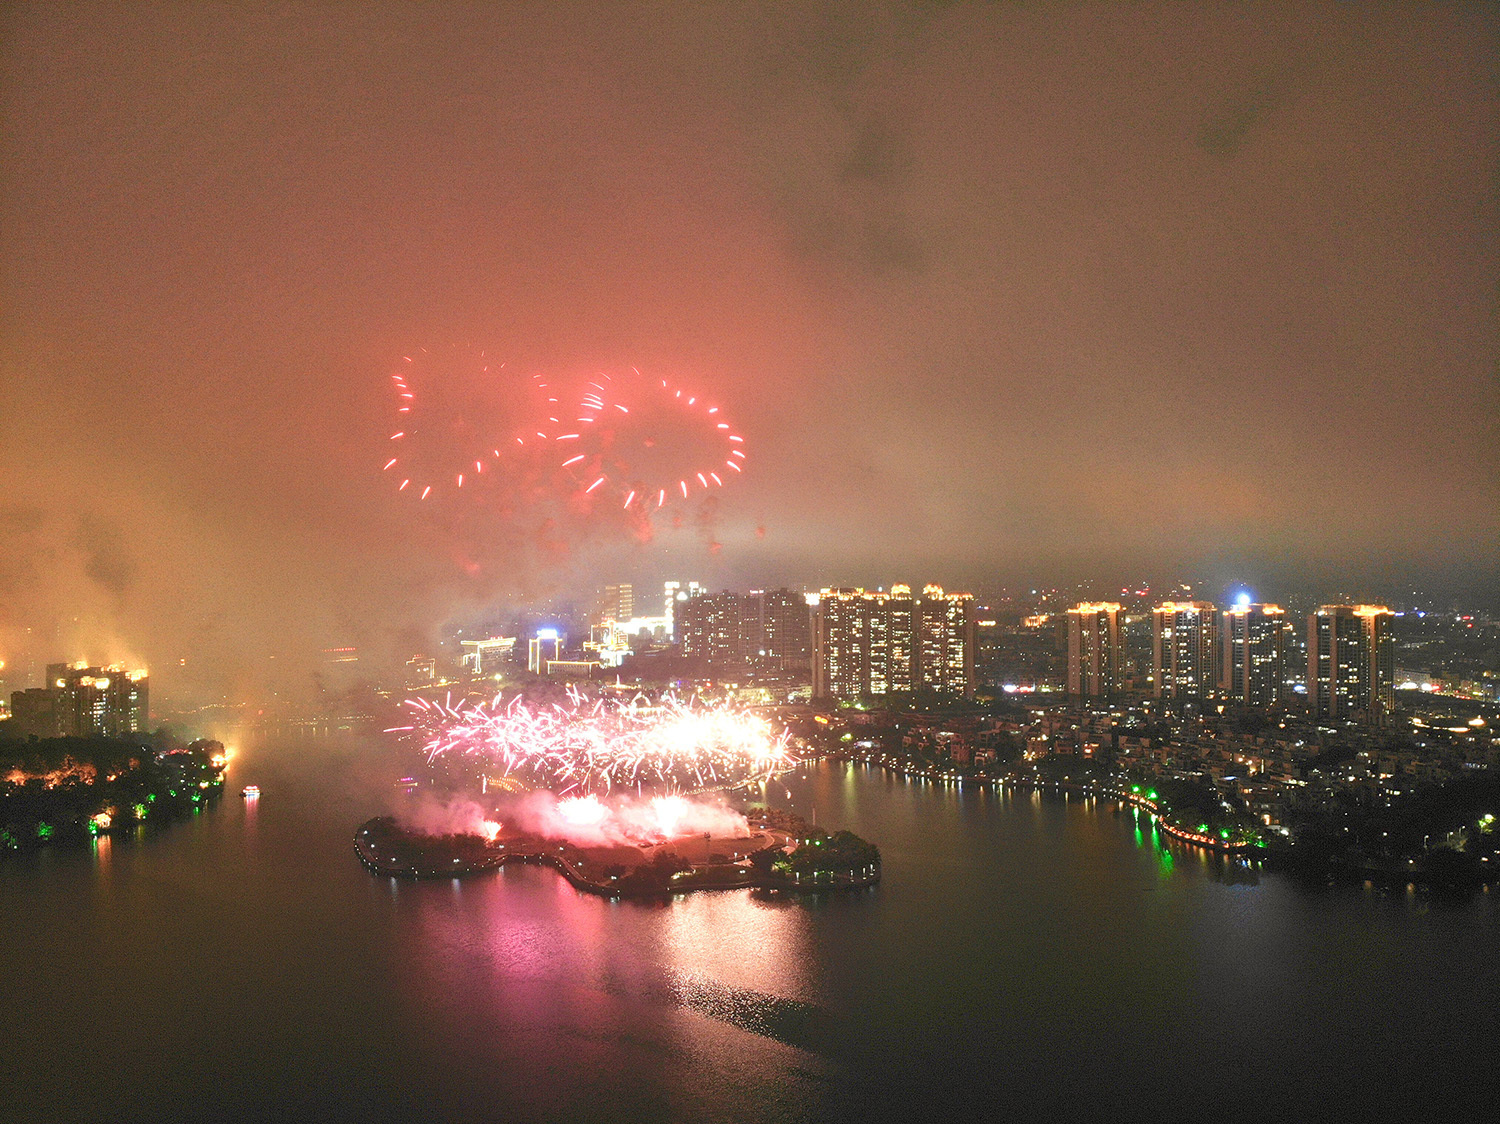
3,739,1496,1123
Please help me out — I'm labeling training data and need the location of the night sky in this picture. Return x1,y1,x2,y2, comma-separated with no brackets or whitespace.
2,3,1495,698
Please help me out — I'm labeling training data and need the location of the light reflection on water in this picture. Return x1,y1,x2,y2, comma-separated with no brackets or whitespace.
659,886,817,1006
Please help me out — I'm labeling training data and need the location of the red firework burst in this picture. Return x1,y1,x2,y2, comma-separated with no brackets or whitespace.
381,344,557,501
556,369,746,512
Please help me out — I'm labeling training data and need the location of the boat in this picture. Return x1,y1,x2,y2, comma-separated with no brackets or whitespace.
241,785,261,798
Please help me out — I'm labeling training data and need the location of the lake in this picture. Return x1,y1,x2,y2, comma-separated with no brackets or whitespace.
3,738,1495,1122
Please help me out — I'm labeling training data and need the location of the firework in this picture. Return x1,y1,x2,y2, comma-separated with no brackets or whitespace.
388,690,794,796
381,343,558,501
557,369,746,512
540,792,749,845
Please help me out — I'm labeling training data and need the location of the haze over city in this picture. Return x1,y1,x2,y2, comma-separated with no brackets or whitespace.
5,9,1500,1124
3,2,1495,705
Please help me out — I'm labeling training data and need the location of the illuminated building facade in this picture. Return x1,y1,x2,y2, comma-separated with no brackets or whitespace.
600,583,634,623
674,587,813,671
588,615,672,668
663,580,702,637
1307,605,1395,723
1066,602,1121,700
813,587,911,699
9,662,149,738
459,637,514,677
1151,602,1218,699
882,586,916,695
544,659,597,680
585,624,626,668
527,630,561,674
757,587,812,669
1220,604,1286,706
916,585,975,696
405,655,438,686
812,585,973,700
677,591,756,666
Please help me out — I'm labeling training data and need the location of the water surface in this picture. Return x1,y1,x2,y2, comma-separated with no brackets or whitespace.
3,742,1494,1122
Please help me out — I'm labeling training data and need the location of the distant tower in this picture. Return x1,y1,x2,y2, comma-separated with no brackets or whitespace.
1307,605,1394,723
1066,602,1121,700
1151,602,1218,699
1220,603,1286,706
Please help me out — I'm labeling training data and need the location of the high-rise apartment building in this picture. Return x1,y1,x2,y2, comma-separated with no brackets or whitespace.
812,584,974,700
1307,605,1394,723
1151,602,1218,699
9,688,65,739
677,591,756,666
813,587,911,699
599,584,634,623
758,588,812,668
1220,604,1286,706
885,586,916,693
8,662,149,739
663,580,702,637
1066,602,1121,700
916,585,975,696
676,587,813,671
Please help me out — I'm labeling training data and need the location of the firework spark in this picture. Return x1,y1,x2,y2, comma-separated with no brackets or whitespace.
380,344,558,502
557,369,746,512
389,690,794,796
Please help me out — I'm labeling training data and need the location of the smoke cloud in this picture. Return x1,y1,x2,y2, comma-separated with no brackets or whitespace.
399,792,494,837
395,790,751,847
508,791,751,846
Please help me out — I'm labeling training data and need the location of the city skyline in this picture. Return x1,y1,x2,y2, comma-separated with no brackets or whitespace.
0,565,1489,710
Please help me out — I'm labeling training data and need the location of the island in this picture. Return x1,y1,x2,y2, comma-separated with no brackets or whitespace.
353,806,881,898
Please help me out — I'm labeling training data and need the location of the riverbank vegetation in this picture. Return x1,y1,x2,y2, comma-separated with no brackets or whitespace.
0,733,226,854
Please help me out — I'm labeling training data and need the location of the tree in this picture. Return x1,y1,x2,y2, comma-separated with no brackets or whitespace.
748,846,780,875
651,849,692,875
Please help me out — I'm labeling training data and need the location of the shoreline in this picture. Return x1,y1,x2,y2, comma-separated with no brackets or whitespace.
828,753,1499,887
827,750,1260,854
